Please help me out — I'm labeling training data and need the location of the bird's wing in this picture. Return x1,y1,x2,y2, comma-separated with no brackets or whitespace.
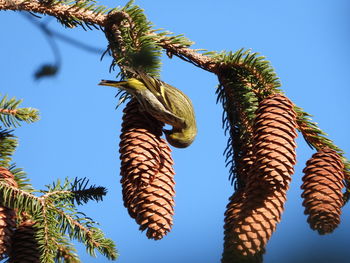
137,72,173,111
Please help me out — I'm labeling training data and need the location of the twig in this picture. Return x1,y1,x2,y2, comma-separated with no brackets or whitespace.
22,12,104,54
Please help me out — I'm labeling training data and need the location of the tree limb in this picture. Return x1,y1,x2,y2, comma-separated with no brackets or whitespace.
0,0,220,73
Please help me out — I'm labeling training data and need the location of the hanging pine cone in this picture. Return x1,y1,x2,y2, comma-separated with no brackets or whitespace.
119,99,175,240
301,147,344,234
222,190,263,263
0,167,17,259
222,142,258,262
8,220,40,263
225,93,297,257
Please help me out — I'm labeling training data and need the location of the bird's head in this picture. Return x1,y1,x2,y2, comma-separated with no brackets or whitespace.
163,128,196,148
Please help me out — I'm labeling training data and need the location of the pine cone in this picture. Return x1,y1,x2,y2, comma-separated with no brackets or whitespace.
9,220,40,263
225,94,297,257
0,167,17,259
223,190,263,263
301,147,344,234
119,99,175,240
222,143,258,262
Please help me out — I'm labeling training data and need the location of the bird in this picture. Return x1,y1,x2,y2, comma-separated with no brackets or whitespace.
99,71,197,148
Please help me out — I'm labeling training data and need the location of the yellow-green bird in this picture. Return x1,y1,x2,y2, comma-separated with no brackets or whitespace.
99,72,197,148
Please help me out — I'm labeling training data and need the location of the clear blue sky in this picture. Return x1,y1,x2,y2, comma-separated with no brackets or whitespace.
1,0,350,262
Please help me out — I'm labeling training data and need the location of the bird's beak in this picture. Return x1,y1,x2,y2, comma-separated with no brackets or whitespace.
98,80,127,87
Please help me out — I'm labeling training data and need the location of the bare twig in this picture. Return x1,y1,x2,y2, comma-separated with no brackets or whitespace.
22,12,104,54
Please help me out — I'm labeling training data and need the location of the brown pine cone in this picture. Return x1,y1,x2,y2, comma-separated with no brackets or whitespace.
223,190,263,263
225,94,297,257
301,147,344,234
0,167,17,259
8,220,40,263
222,143,257,262
119,99,175,240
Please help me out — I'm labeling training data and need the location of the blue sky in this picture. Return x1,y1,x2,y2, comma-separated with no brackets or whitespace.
1,0,350,262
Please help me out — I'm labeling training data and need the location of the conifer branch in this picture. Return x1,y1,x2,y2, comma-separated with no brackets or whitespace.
56,209,117,260
0,180,42,214
213,50,282,96
70,177,107,205
0,0,232,75
9,164,35,192
0,95,39,127
0,0,108,27
217,75,258,188
0,0,282,81
40,190,73,202
0,177,116,261
55,236,80,263
36,198,58,263
41,178,116,260
0,129,18,168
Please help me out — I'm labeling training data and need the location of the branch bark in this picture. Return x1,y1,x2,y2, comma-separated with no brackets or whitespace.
0,0,106,25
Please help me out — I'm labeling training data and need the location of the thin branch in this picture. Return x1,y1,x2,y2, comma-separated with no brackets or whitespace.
152,34,219,72
22,12,104,54
50,29,104,54
39,198,52,261
0,108,17,115
56,208,101,248
22,12,62,67
39,190,72,200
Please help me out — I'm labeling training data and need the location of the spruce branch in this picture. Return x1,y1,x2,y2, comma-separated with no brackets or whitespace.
56,209,117,260
0,0,109,27
0,180,42,214
0,129,18,168
39,177,107,205
213,50,282,97
9,164,35,192
35,198,58,263
294,106,341,151
40,178,116,260
0,0,278,79
55,236,80,263
217,74,258,188
70,177,107,205
0,0,218,74
0,177,116,262
104,3,163,77
0,95,39,127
